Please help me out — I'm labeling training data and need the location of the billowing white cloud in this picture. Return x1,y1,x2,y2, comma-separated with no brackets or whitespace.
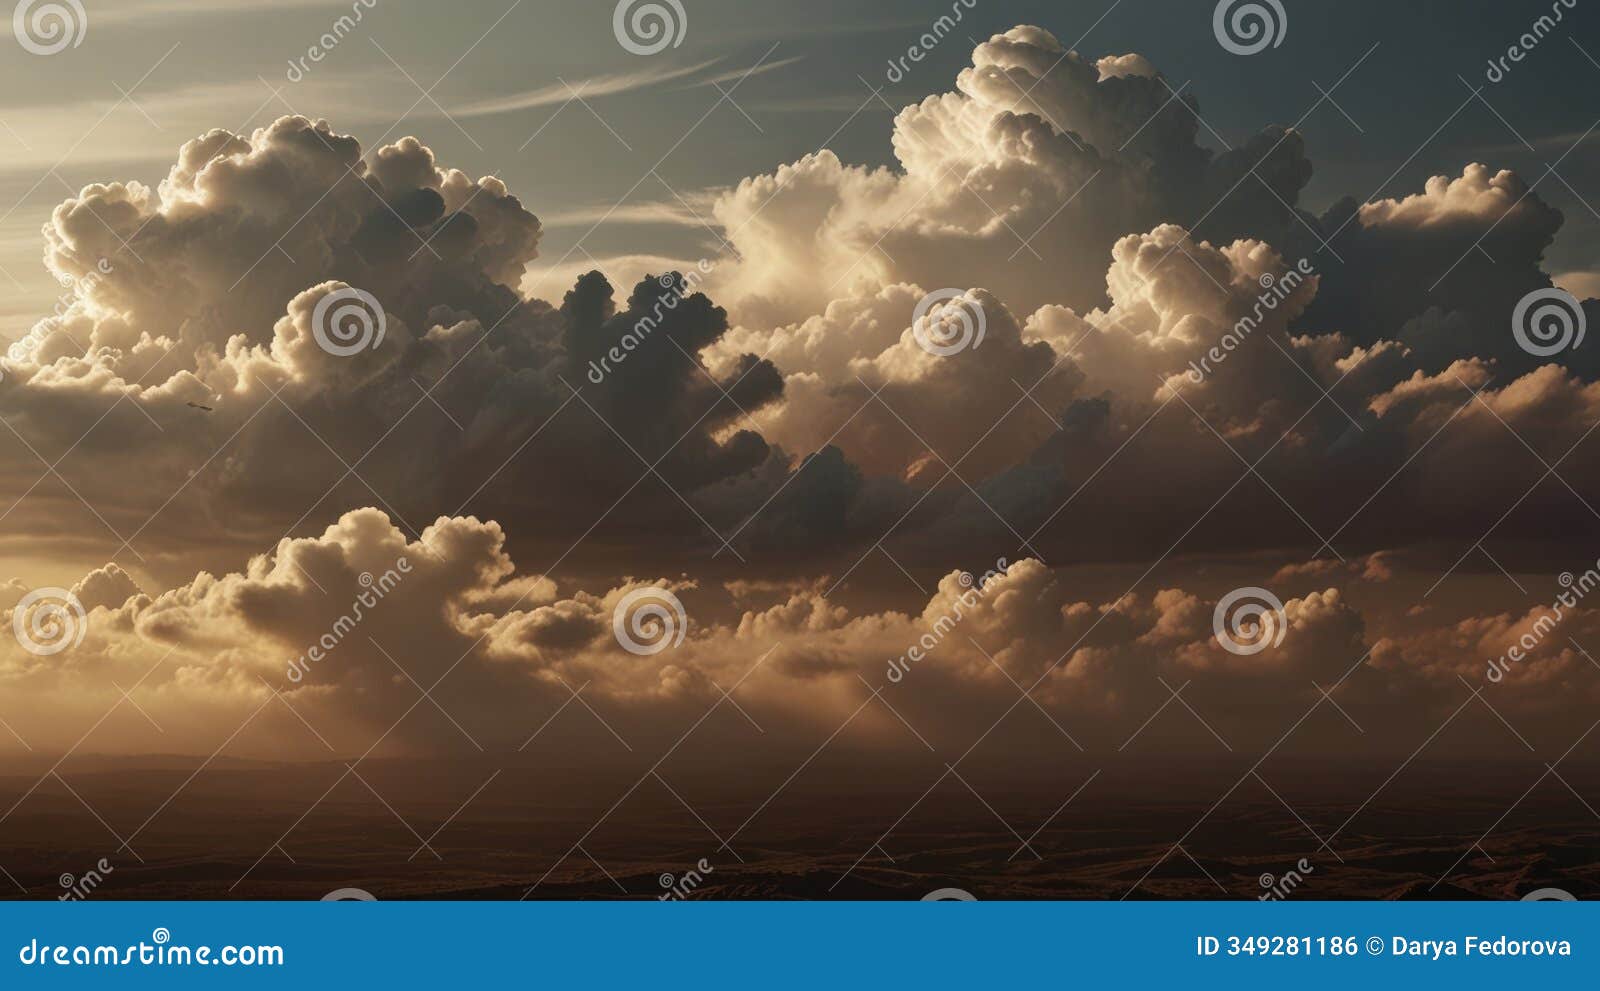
705,26,1313,329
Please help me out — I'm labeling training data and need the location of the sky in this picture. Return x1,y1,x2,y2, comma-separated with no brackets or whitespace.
2,0,1598,338
0,0,1598,781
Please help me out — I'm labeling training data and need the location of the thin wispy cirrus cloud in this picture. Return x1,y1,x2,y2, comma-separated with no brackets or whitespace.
452,55,802,118
453,58,723,117
89,0,349,24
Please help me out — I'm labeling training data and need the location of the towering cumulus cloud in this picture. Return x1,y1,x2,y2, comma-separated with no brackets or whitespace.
3,26,1598,763
6,116,784,579
706,26,1313,327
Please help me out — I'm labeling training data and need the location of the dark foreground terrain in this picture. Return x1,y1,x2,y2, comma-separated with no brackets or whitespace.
0,754,1593,900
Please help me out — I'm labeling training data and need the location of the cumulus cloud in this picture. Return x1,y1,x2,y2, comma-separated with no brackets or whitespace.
706,285,1077,481
2,116,789,583
3,24,1600,766
9,32,1586,588
675,31,1600,578
1307,164,1588,377
705,25,1313,328
6,508,1590,762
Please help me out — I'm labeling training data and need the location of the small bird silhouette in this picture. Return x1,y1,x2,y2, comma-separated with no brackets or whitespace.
186,401,214,412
